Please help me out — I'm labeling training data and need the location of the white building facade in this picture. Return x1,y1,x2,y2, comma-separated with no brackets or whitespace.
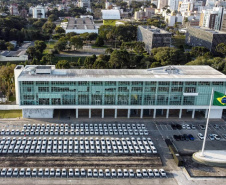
14,65,226,119
32,5,45,19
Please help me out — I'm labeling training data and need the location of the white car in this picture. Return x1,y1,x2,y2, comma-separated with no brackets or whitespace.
105,169,111,177
129,169,134,177
159,169,166,177
153,169,160,177
74,169,80,177
198,133,204,140
93,169,98,177
87,169,92,177
147,169,154,177
142,169,148,177
136,169,142,178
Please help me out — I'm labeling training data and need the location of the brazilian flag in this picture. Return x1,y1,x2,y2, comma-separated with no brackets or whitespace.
213,91,226,106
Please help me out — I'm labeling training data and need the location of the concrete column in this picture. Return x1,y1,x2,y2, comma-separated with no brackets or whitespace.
76,109,78,119
140,109,143,119
161,109,164,115
153,109,156,118
179,109,182,118
149,109,151,115
192,109,195,119
102,109,104,119
205,109,208,118
89,108,91,119
127,109,130,118
166,109,169,118
114,108,117,118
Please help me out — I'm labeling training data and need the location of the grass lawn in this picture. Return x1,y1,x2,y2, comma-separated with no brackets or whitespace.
52,56,86,64
0,110,22,118
43,41,57,54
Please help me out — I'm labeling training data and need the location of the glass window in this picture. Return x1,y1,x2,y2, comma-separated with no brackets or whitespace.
91,81,103,86
145,81,156,85
158,87,169,92
185,87,196,93
159,82,170,86
171,87,183,92
38,87,49,92
119,81,130,86
36,81,49,85
132,81,143,86
131,87,143,92
105,81,116,86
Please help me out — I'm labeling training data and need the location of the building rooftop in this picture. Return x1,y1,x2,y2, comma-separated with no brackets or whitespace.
101,9,121,20
139,25,171,34
65,17,96,30
190,26,226,34
16,65,226,81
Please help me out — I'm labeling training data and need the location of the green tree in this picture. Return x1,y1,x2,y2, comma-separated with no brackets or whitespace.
83,55,97,69
48,14,58,22
55,27,65,34
0,64,16,100
70,36,83,50
98,25,114,40
34,40,47,53
26,46,42,60
5,42,14,51
216,43,226,56
42,21,56,34
93,59,108,69
108,50,130,68
190,46,210,57
105,48,113,54
56,60,70,69
152,47,185,66
95,36,104,47
54,40,67,51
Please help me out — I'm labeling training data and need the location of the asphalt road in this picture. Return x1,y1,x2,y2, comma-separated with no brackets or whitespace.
0,118,225,185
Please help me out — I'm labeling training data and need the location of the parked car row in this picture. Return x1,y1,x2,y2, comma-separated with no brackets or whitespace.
22,123,147,130
173,134,194,141
0,136,157,154
171,124,196,130
0,168,166,178
197,133,221,140
1,127,148,136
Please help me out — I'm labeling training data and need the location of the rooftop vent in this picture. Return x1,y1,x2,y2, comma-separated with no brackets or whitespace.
165,66,179,74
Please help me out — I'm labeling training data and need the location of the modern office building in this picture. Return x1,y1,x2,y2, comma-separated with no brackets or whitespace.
137,26,172,53
101,9,121,25
186,26,226,54
61,16,98,34
199,7,226,31
14,65,226,119
168,0,179,11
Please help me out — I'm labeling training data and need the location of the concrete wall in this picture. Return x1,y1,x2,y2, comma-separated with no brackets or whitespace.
209,109,223,119
0,105,20,110
0,55,28,61
23,109,54,118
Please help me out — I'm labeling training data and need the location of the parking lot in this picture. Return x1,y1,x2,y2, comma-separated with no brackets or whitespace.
0,118,225,185
0,167,167,178
153,120,226,154
0,136,157,154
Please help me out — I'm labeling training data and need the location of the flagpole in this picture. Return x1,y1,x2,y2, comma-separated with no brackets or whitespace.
201,88,214,157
